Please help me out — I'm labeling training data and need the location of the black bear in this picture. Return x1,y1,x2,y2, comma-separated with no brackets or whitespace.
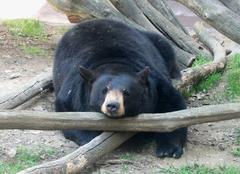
53,19,187,158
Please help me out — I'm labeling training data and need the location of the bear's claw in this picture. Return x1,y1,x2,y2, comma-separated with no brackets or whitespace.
156,145,183,158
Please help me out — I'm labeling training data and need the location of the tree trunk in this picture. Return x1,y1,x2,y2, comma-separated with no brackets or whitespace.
134,0,211,57
176,0,240,45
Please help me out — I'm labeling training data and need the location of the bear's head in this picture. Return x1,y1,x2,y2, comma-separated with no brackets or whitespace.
79,66,150,118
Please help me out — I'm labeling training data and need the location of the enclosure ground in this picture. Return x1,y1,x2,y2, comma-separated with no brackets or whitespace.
0,21,240,174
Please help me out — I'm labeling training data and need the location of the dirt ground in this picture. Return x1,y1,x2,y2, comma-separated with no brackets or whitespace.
0,21,240,174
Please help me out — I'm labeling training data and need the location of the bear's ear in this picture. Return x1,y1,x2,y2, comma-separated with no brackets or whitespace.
137,67,150,85
79,66,95,83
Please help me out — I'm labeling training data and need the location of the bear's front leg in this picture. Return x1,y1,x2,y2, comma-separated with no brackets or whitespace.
154,127,187,158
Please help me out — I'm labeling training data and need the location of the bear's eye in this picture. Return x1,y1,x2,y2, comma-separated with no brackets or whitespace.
102,86,109,94
122,89,130,96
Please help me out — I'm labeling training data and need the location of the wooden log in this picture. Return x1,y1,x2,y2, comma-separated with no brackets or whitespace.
176,0,240,45
134,0,212,57
0,71,52,110
177,22,227,90
17,132,136,174
47,0,198,68
17,102,240,173
194,22,226,64
110,0,159,32
47,0,142,30
1,103,240,132
219,0,240,16
148,0,189,35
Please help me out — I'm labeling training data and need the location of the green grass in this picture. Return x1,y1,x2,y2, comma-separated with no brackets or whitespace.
158,164,240,174
232,147,240,157
181,72,222,98
192,55,211,67
3,19,46,39
225,54,240,99
192,72,222,92
21,46,46,56
0,146,56,174
180,54,216,97
120,152,135,161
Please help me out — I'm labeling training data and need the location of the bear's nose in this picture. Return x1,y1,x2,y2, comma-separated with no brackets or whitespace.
106,102,120,113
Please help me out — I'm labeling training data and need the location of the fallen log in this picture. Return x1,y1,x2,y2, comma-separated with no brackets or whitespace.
16,102,240,173
176,0,240,45
0,71,52,110
17,132,136,174
47,0,200,68
176,22,227,90
110,0,159,32
1,103,240,132
134,0,211,57
148,0,189,35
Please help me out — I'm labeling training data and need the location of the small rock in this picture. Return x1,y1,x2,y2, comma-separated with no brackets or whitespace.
217,143,225,151
9,73,20,79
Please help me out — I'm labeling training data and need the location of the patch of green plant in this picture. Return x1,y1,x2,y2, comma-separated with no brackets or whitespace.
0,146,56,174
225,54,240,99
21,46,46,56
158,164,240,174
232,147,240,157
3,19,46,39
120,152,135,161
192,72,221,92
192,54,211,67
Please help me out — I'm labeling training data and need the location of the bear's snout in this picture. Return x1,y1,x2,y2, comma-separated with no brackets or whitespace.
101,90,125,117
106,102,120,113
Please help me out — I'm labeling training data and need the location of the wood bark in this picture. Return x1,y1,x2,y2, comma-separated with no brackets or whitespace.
219,0,240,16
47,0,201,68
148,0,189,35
47,0,142,30
1,103,240,132
17,132,136,174
177,22,227,90
134,0,211,57
176,0,240,45
110,0,158,32
0,71,52,110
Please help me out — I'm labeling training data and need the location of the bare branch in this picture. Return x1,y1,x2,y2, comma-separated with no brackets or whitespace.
0,71,52,110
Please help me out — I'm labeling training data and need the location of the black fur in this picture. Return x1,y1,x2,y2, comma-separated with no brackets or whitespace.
53,19,187,158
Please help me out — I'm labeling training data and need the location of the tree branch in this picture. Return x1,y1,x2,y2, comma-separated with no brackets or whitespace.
0,71,52,110
177,22,227,90
1,103,240,132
